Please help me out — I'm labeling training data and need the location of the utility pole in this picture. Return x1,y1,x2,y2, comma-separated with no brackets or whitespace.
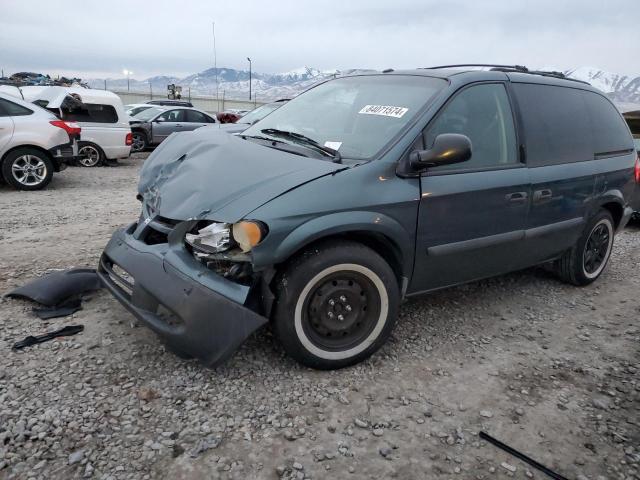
247,57,252,100
212,22,219,112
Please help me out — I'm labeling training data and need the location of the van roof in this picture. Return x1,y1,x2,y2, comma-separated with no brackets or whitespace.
351,65,598,91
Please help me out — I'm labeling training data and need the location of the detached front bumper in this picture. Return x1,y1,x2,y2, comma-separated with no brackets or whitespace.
98,222,268,366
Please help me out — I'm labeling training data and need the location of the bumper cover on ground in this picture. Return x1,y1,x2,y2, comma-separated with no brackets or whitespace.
98,225,268,366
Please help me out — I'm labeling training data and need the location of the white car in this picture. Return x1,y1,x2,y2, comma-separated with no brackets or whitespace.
19,86,132,167
0,92,79,190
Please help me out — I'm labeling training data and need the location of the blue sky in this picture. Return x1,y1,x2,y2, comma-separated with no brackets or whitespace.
1,0,638,79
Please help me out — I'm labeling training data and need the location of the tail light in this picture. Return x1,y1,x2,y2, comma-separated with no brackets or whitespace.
50,120,81,137
635,154,640,184
125,132,133,146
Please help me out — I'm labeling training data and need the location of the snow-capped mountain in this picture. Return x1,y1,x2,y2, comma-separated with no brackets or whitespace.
88,66,640,104
87,66,339,100
564,67,640,104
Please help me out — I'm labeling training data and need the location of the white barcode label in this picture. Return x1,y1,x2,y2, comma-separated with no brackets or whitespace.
358,105,408,118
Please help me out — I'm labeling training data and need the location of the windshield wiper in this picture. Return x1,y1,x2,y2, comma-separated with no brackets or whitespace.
261,128,342,163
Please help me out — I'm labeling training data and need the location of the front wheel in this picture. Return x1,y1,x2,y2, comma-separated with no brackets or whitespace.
273,240,400,369
130,132,147,152
556,210,615,286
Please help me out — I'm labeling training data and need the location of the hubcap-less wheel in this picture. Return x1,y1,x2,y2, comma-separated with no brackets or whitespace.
131,133,145,152
11,154,47,187
78,145,101,167
582,219,613,279
295,264,389,360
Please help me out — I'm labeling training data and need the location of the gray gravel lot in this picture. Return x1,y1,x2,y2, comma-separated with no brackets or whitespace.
0,154,639,480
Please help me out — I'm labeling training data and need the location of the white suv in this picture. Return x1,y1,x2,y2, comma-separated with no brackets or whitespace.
0,92,79,190
19,86,132,167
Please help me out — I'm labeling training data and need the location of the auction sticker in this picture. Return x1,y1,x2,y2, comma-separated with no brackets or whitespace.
324,141,342,150
358,105,408,118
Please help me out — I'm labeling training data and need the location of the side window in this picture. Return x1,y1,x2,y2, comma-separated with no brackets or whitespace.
0,98,33,117
512,84,592,166
157,110,186,122
424,83,518,171
582,92,634,155
60,103,118,123
186,110,213,123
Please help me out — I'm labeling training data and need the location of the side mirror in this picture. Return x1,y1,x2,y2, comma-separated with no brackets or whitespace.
410,133,472,170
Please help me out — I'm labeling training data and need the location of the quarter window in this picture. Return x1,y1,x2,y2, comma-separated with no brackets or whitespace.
424,83,518,171
582,91,634,155
186,110,214,123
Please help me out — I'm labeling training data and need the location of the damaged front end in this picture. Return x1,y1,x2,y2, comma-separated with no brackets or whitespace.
99,128,347,366
98,214,271,367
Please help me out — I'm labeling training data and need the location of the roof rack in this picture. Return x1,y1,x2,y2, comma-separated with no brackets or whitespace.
423,64,590,85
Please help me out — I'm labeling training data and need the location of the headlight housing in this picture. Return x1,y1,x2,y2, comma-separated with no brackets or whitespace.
233,221,267,252
184,220,267,255
185,222,231,253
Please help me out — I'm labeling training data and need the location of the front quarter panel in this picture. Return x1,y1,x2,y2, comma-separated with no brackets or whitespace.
248,160,420,278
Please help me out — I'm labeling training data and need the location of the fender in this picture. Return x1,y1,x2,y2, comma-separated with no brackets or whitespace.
253,210,414,277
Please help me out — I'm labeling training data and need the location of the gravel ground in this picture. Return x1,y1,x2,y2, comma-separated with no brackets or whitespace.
0,154,639,480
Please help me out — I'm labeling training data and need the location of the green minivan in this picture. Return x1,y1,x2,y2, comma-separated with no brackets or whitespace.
99,66,638,369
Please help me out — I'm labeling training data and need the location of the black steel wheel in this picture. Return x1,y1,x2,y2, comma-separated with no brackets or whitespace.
273,240,399,370
557,209,614,285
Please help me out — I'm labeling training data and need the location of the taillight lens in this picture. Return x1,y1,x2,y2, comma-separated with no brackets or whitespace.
50,120,81,137
125,132,133,146
635,154,640,184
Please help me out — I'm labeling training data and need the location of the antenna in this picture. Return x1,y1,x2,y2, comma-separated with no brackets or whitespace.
212,21,219,112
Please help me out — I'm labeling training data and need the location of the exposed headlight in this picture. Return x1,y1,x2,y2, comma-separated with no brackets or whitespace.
185,222,231,253
232,221,267,252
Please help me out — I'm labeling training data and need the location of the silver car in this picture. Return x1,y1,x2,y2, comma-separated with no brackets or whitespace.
129,106,217,152
0,92,79,190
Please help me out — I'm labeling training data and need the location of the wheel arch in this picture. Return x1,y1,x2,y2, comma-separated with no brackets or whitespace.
259,211,413,293
1,144,58,170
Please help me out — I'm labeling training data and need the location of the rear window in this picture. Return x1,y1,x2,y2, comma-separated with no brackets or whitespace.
61,104,119,123
513,83,592,167
583,92,634,155
0,98,33,117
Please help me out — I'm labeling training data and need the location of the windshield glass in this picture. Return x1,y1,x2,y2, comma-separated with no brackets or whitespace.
133,107,165,121
242,75,446,159
239,102,283,124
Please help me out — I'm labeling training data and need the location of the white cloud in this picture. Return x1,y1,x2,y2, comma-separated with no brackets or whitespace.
1,0,638,79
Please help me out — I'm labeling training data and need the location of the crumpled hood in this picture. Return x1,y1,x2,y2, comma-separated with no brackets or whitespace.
138,126,347,221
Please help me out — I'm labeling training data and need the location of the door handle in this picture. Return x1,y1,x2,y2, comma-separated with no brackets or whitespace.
533,189,553,202
505,191,528,203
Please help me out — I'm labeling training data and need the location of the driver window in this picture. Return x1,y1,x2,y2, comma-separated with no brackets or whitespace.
424,83,517,171
157,110,185,122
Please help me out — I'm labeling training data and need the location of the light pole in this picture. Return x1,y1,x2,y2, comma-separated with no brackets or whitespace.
246,57,252,100
122,69,133,92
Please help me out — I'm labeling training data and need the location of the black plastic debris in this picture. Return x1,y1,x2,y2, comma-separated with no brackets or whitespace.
6,268,102,307
32,297,83,320
479,431,569,480
12,325,84,350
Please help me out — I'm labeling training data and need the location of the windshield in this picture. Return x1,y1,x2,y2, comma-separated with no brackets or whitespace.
239,102,284,124
242,75,446,159
132,107,166,121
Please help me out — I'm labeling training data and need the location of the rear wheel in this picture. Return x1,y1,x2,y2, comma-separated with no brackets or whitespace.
1,148,54,190
77,143,104,167
556,210,614,285
273,240,399,369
